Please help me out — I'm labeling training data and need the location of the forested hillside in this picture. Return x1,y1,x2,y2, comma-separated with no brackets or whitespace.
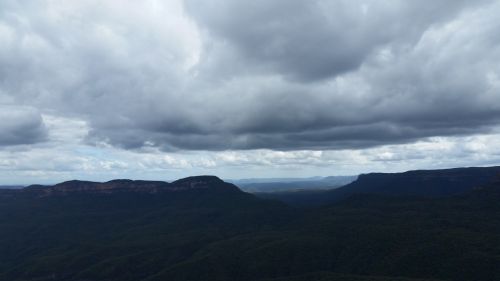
1,171,499,281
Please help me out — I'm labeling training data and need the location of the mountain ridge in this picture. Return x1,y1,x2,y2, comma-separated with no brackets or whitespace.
21,175,239,196
257,166,500,206
332,166,500,198
2,166,500,280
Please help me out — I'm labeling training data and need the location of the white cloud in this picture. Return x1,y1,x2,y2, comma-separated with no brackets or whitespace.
0,0,499,182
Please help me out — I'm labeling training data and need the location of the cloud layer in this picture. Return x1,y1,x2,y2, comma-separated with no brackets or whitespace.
0,0,500,182
0,106,47,146
1,0,500,152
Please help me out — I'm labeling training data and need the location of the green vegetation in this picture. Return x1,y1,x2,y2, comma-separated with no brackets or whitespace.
1,174,500,281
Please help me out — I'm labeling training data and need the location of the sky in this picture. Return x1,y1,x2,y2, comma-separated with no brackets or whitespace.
1,0,500,184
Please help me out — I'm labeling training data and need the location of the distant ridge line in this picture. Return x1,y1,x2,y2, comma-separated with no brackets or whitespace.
22,175,238,196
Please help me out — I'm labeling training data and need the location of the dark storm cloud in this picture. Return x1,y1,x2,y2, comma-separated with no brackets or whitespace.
184,0,489,81
0,106,47,146
89,119,493,152
1,0,500,151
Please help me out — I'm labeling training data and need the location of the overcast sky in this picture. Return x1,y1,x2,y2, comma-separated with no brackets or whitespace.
1,0,500,184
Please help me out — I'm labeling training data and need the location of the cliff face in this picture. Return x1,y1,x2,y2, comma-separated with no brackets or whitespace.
24,176,239,196
327,166,500,200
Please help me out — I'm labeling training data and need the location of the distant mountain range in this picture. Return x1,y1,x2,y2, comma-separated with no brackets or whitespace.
331,166,500,197
0,185,23,189
231,175,357,193
258,166,500,205
23,176,238,196
1,167,500,280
